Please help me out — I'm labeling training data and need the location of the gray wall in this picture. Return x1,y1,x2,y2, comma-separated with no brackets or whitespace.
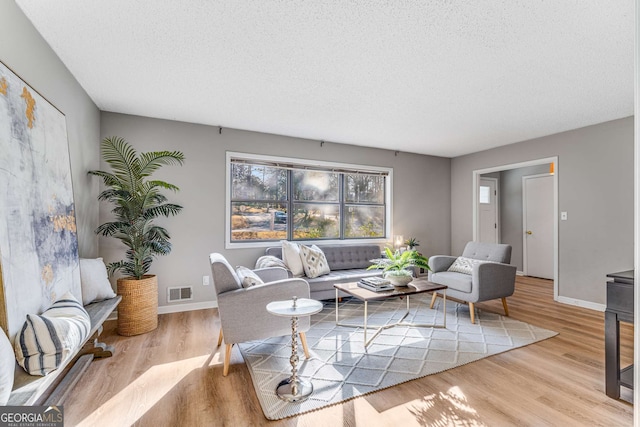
452,117,634,305
1,2,101,257
498,164,551,271
99,112,452,309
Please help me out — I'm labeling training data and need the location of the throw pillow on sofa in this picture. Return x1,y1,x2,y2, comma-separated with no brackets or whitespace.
0,328,14,405
79,257,116,305
447,256,495,275
281,240,305,277
14,292,91,376
236,266,264,288
299,244,330,278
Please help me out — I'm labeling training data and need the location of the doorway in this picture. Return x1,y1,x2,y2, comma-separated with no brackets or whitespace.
473,156,559,301
523,174,554,279
478,177,499,244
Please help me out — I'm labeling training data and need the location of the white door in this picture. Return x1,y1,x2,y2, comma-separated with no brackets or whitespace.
478,178,498,244
523,174,554,279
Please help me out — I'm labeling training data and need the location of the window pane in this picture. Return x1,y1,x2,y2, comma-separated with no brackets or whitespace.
344,205,385,238
293,170,339,202
344,174,385,204
479,185,490,204
231,163,287,201
231,202,287,241
293,203,339,239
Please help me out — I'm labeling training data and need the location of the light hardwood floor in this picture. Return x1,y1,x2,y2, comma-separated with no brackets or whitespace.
64,277,633,426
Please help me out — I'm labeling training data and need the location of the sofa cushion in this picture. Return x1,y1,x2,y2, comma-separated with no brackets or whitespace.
299,245,330,278
429,271,473,293
447,256,494,275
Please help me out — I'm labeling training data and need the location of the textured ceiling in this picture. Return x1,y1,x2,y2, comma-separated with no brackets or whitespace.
15,1,634,157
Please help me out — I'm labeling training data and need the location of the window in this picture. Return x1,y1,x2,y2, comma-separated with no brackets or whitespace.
227,153,391,245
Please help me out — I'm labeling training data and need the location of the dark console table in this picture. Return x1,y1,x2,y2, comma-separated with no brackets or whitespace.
605,270,634,399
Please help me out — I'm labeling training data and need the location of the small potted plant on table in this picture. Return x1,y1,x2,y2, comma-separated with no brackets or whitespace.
368,247,430,287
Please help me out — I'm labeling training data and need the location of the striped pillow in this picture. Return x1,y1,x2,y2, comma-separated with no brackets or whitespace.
14,292,90,376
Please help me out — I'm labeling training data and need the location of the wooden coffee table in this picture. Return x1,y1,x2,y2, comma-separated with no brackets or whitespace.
334,278,447,347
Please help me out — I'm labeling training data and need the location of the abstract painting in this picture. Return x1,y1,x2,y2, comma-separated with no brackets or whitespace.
0,61,80,339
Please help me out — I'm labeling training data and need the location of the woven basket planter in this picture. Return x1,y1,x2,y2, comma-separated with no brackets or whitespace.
117,275,158,336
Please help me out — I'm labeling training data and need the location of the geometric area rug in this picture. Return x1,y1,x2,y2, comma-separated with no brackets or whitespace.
238,296,558,420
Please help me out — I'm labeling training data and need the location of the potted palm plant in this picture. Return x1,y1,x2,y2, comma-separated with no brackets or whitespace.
368,247,431,286
88,136,184,336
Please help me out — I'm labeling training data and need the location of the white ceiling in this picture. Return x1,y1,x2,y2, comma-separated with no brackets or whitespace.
16,1,634,158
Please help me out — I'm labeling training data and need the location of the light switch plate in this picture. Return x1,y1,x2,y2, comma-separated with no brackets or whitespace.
203,275,210,286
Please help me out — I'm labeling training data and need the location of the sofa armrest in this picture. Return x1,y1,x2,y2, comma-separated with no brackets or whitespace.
253,267,290,283
429,256,457,273
217,278,311,344
472,262,517,301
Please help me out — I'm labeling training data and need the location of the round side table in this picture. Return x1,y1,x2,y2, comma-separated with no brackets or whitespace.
266,296,323,403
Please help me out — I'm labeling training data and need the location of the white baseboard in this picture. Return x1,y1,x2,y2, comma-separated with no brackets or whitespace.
107,300,219,320
516,271,524,276
158,300,219,314
555,296,605,312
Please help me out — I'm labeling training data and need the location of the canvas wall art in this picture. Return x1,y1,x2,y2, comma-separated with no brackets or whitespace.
0,61,81,339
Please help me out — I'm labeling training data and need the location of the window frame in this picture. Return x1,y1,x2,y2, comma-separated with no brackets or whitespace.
225,151,393,249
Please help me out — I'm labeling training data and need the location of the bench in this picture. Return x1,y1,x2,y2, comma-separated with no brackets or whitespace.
7,296,121,406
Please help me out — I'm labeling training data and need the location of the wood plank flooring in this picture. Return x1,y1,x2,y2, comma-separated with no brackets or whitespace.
64,277,633,426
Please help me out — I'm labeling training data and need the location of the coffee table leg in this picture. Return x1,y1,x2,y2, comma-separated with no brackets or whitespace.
335,289,339,324
363,301,368,347
443,289,446,328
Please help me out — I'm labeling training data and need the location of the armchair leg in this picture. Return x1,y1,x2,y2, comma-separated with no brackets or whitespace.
217,329,223,347
469,302,476,324
300,332,310,359
501,297,509,317
430,292,438,309
223,343,233,376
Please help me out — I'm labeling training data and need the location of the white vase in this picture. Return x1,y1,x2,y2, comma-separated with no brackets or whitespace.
386,274,413,287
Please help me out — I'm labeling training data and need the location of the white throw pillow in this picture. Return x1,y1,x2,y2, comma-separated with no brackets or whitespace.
14,292,91,376
281,240,305,277
0,328,14,405
447,256,494,275
79,258,116,305
299,244,331,279
236,266,264,289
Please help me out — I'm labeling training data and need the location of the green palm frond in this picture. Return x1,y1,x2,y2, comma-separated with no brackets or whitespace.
88,136,184,279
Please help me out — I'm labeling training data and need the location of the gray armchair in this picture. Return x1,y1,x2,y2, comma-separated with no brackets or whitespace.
428,242,517,324
209,253,312,376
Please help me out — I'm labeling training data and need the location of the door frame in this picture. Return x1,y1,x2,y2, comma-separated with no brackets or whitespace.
472,156,559,301
522,173,554,277
478,177,500,244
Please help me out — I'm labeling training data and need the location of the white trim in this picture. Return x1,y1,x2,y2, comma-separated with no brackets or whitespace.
106,300,220,320
634,0,639,415
556,296,606,313
158,300,218,314
478,176,500,243
225,151,393,249
472,156,559,302
522,173,554,278
516,271,525,276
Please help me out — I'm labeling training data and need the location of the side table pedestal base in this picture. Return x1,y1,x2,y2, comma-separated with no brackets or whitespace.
276,378,314,403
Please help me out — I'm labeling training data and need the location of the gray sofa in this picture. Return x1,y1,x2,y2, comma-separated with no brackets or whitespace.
264,244,383,300
428,241,517,324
